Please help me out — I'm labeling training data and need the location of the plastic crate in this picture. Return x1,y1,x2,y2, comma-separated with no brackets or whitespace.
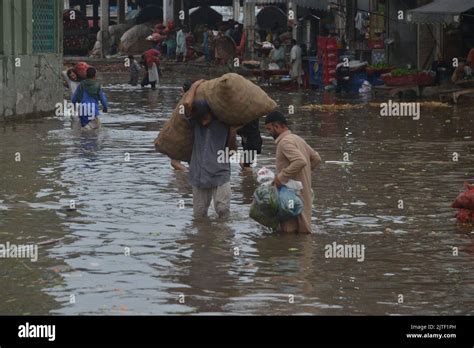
381,73,418,86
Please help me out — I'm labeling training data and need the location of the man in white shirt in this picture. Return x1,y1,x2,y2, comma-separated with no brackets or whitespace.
290,39,303,87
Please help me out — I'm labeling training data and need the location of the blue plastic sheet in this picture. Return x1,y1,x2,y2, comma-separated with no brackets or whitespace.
277,186,304,221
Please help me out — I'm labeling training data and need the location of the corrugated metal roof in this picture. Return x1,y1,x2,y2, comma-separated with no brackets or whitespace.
245,0,329,10
407,0,474,24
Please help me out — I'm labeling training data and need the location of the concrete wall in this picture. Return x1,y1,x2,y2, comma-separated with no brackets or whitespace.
0,54,63,120
0,0,63,121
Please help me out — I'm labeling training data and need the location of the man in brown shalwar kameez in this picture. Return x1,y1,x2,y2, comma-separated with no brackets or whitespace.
265,111,321,233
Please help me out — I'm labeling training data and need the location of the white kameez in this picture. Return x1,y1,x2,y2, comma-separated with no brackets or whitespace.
148,63,159,84
290,44,303,85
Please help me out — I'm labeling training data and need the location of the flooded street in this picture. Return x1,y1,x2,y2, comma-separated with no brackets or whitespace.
1,72,474,315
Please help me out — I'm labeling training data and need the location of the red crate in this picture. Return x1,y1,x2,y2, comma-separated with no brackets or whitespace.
381,73,418,86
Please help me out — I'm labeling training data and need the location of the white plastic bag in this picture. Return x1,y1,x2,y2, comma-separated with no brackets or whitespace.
257,167,275,185
286,179,303,192
359,80,372,94
268,63,280,70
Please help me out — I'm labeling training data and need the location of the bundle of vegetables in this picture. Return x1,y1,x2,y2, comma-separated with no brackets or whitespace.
250,202,279,230
366,61,394,75
381,68,420,86
254,185,279,216
368,62,390,69
390,68,420,77
249,169,304,230
250,185,279,230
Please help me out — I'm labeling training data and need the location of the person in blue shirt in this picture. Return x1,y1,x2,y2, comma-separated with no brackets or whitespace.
72,67,108,129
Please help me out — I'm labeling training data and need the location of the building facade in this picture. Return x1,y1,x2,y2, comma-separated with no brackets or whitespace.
0,0,63,120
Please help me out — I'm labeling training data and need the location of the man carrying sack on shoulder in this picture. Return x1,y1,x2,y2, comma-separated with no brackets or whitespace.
264,111,322,233
182,80,240,219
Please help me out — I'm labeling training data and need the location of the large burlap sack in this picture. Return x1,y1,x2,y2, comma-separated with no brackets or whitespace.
109,23,133,47
154,96,193,162
214,36,236,63
195,73,277,125
119,23,153,55
155,74,276,161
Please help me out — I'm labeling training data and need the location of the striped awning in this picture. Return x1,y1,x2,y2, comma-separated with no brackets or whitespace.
245,0,329,10
407,0,474,24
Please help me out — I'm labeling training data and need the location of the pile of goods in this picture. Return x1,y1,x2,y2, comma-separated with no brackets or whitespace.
452,182,474,223
390,68,420,77
249,168,304,230
119,23,154,55
381,68,435,87
63,9,90,55
366,61,394,75
242,60,261,69
154,73,277,162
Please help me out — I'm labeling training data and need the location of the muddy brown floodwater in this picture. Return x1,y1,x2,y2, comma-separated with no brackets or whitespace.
1,71,473,315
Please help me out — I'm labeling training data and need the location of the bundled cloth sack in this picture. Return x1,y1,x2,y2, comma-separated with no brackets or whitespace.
154,73,277,162
452,182,474,223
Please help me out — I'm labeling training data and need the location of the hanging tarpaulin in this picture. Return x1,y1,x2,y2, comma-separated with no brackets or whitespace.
256,6,287,30
189,6,223,30
407,0,474,24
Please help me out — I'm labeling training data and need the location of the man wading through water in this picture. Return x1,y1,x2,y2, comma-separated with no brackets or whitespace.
182,80,240,219
265,111,321,233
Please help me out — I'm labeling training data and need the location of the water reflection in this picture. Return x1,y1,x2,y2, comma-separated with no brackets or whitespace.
0,75,473,315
